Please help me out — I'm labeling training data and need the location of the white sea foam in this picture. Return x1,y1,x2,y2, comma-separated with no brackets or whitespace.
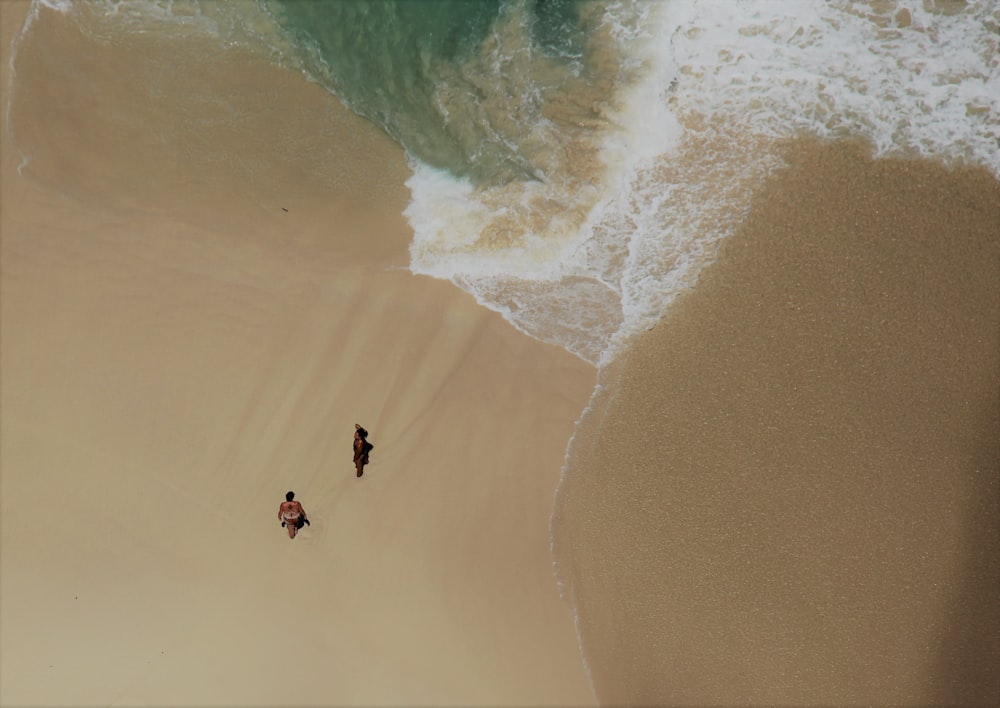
34,0,74,12
672,0,999,171
405,0,1000,366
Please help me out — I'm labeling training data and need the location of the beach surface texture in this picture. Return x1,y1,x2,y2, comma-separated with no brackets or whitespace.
1,3,594,705
2,1,997,705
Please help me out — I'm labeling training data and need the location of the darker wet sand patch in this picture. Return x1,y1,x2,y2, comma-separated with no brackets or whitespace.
555,138,999,705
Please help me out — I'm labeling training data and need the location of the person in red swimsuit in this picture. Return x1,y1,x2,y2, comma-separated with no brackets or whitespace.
278,491,309,539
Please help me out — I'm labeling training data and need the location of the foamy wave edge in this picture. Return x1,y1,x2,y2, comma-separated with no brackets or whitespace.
405,0,1000,368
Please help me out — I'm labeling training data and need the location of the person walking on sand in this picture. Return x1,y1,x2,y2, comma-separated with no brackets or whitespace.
353,423,374,478
278,491,309,539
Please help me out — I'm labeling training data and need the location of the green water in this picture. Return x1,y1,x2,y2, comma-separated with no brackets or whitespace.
262,0,600,183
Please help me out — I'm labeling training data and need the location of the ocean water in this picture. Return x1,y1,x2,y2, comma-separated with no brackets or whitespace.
14,0,1000,365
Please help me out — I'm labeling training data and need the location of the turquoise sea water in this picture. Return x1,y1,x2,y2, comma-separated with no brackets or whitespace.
264,0,595,183
16,0,1000,365
271,0,1000,365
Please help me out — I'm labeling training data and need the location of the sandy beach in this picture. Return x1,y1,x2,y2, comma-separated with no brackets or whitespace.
4,1,999,705
0,3,595,705
554,139,1000,705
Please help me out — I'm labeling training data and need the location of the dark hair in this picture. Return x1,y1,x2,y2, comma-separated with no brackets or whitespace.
286,491,295,502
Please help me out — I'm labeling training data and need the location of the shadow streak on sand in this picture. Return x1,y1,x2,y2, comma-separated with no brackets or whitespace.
928,409,1000,705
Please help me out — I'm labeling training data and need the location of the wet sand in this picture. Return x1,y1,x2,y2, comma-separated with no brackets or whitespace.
554,139,1000,705
0,3,595,705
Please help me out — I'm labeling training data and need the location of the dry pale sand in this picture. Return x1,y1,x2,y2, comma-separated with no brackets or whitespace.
0,3,595,705
554,139,1000,705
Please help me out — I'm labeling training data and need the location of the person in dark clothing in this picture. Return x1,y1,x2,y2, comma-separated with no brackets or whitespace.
353,423,374,478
